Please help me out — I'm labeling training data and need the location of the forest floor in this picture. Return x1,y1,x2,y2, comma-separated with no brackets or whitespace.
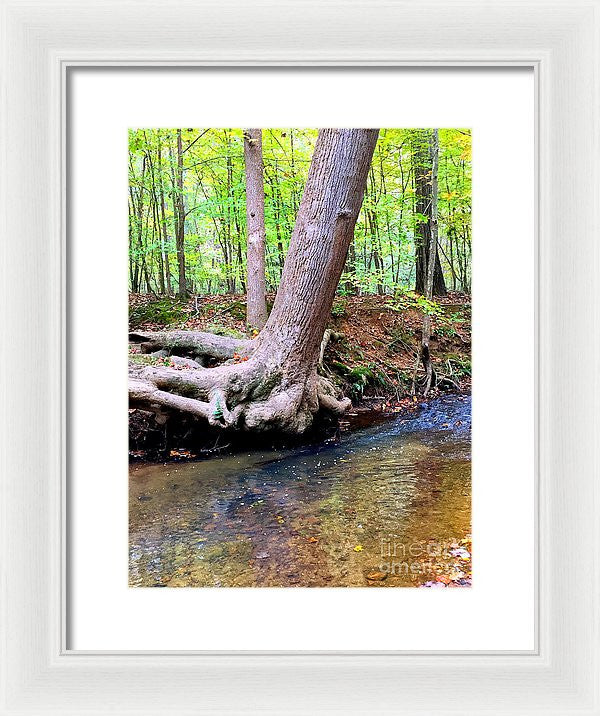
129,291,471,452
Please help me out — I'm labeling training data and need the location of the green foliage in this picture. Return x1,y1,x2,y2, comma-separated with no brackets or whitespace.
342,364,388,399
331,299,348,318
444,354,472,377
434,323,458,339
390,289,443,317
128,127,472,297
434,308,469,339
414,295,443,317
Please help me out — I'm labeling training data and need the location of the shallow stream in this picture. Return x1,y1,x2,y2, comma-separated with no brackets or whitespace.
129,394,471,588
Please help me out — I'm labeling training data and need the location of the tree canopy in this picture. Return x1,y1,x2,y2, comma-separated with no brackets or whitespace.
128,128,471,298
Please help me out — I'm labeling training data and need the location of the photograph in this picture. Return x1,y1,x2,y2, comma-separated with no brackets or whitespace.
127,127,472,588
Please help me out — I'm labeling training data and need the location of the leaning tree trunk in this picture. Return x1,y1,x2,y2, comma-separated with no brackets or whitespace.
129,128,379,434
243,129,268,330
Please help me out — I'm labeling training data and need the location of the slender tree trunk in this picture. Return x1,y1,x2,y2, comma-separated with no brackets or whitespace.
152,201,165,294
266,168,286,276
128,204,139,292
157,140,172,296
225,134,236,293
289,129,300,214
130,128,380,435
421,129,439,395
134,157,148,292
141,200,156,296
448,224,457,291
244,129,268,329
145,141,165,295
175,129,187,298
345,240,356,293
412,129,447,296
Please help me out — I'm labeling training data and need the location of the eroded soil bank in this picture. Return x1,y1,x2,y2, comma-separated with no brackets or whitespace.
128,292,471,460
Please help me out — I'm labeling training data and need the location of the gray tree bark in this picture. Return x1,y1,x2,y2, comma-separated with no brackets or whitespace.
243,129,268,330
157,138,172,296
129,128,379,434
421,129,439,395
175,129,187,299
412,129,447,296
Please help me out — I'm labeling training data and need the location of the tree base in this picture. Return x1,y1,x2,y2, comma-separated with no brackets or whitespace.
129,330,351,436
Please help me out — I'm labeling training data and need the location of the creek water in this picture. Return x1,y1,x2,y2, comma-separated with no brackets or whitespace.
129,394,471,588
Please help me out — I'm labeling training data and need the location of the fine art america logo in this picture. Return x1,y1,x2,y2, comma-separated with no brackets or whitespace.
378,535,471,581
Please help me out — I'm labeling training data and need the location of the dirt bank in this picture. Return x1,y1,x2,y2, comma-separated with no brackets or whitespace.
129,292,471,459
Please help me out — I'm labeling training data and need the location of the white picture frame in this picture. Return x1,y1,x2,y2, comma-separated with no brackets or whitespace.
1,0,598,713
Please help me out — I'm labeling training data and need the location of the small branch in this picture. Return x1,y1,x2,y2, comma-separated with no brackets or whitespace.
182,128,211,154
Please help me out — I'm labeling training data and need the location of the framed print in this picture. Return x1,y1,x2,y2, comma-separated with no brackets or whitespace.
1,0,599,714
68,67,534,652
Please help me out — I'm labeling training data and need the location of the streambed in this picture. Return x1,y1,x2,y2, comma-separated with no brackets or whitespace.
129,394,471,588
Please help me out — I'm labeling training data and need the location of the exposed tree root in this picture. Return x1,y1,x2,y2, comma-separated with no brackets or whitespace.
128,336,351,435
129,330,253,363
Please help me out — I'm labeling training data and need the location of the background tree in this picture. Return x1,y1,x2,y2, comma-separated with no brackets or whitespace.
243,129,268,329
411,128,447,296
156,135,172,295
174,129,187,298
420,129,440,394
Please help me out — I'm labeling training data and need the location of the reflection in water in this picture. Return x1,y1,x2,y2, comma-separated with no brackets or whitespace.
129,395,471,587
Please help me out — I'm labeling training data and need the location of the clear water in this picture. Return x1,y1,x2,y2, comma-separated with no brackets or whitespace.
129,394,471,588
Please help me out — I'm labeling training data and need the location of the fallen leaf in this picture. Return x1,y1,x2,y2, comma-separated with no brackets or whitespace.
420,581,446,589
353,545,364,552
366,571,387,581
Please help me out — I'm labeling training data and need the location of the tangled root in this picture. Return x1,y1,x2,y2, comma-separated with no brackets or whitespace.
129,359,351,435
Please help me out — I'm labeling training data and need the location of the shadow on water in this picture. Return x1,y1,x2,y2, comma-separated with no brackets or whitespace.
129,394,471,587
